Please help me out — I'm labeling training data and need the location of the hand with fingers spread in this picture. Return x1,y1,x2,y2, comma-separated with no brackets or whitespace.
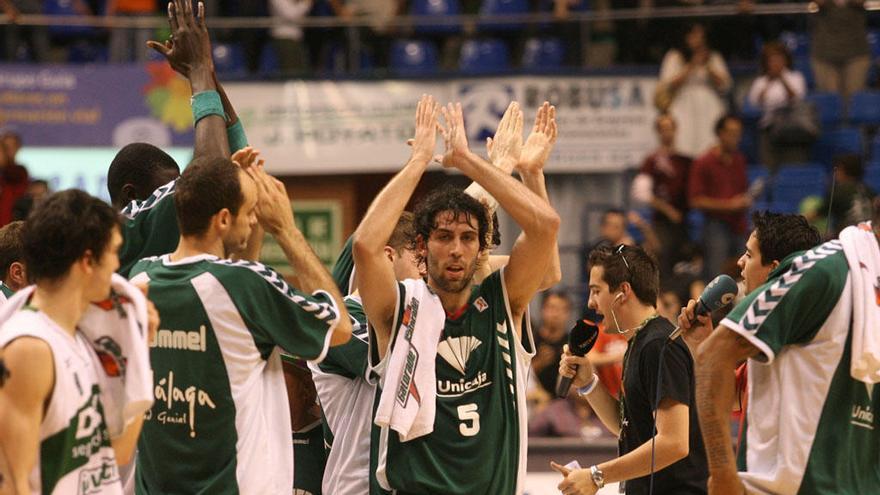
408,94,441,166
247,167,296,236
146,0,214,79
231,146,263,171
519,102,558,175
550,463,598,495
438,102,471,169
486,102,524,173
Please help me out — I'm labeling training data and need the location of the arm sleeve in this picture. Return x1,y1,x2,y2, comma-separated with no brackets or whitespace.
226,121,249,153
789,72,807,99
658,51,683,83
721,249,847,363
640,339,692,410
118,179,180,278
229,263,341,363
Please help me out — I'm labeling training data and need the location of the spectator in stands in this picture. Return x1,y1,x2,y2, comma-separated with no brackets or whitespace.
269,0,312,74
529,291,596,437
632,113,692,277
107,0,158,62
0,0,49,61
658,22,732,157
810,0,870,104
806,154,876,236
327,0,400,69
748,41,810,171
12,179,49,221
689,114,750,282
0,130,28,227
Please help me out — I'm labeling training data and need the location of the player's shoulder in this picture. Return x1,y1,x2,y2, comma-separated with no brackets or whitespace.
129,255,165,277
204,259,295,297
776,240,848,293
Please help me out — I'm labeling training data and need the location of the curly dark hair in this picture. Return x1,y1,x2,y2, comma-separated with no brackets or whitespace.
23,190,120,282
751,211,821,265
413,186,491,254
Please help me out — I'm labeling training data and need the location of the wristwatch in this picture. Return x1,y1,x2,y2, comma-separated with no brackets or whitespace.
590,465,605,488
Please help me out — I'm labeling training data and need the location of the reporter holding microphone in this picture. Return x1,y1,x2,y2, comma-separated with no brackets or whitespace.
552,244,708,495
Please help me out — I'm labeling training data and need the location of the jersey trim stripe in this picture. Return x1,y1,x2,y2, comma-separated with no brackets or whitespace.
121,178,177,220
722,240,844,364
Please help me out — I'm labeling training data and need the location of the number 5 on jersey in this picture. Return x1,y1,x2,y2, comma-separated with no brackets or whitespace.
457,403,480,437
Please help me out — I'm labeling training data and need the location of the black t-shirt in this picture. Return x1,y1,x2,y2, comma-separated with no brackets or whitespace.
618,316,708,495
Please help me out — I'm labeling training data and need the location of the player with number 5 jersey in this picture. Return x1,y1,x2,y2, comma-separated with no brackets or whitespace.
352,96,560,494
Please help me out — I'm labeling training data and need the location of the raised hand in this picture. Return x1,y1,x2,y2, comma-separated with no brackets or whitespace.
409,94,440,166
231,146,263,171
146,0,214,78
246,166,296,236
486,101,523,172
438,102,470,169
518,102,558,174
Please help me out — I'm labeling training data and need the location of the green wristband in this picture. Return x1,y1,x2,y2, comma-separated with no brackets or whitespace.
226,120,249,153
191,90,225,124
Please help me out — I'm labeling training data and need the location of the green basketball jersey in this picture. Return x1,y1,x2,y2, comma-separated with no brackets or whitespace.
129,254,341,494
118,179,179,278
0,281,14,304
373,270,534,495
723,240,880,494
292,421,326,495
309,296,375,494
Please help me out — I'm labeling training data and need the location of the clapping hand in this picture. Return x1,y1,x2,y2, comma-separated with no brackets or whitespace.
486,102,524,172
437,102,470,169
518,101,558,175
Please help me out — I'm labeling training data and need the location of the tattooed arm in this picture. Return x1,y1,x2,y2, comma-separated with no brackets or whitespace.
695,325,759,495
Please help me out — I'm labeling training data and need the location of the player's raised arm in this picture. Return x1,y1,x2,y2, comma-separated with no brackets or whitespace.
147,0,230,160
352,95,440,357
247,165,352,346
438,102,560,328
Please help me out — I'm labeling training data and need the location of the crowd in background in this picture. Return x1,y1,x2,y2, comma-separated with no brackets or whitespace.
0,0,877,75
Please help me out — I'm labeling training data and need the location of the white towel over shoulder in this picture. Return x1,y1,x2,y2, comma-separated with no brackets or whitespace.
0,273,153,436
839,222,880,384
374,278,445,442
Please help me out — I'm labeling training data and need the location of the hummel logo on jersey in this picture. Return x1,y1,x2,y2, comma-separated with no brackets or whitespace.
437,336,482,375
150,325,207,352
473,297,488,313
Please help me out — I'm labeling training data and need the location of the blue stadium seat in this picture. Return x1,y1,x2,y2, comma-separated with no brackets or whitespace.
740,98,762,125
212,43,247,77
687,210,705,242
479,0,529,32
390,40,440,76
806,92,842,127
521,38,564,69
770,163,829,211
869,30,880,58
740,127,759,164
258,43,280,76
849,91,880,125
865,162,880,192
411,0,462,34
793,56,814,90
46,0,98,38
459,39,510,74
67,41,108,63
780,31,810,58
812,127,863,165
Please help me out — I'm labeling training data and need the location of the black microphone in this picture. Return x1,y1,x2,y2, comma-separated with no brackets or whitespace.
555,319,600,398
668,274,739,340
